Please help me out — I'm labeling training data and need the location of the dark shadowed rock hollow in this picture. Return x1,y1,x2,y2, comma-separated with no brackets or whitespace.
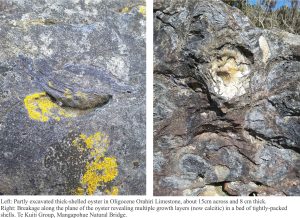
0,0,145,195
154,0,300,196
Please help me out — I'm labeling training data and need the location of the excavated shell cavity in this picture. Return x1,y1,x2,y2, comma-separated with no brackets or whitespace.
210,48,251,100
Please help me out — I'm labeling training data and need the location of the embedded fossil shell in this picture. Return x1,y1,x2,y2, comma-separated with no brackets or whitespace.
210,48,250,100
17,55,132,109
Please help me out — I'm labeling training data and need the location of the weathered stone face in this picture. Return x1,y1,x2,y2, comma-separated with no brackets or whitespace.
154,0,300,196
0,0,145,195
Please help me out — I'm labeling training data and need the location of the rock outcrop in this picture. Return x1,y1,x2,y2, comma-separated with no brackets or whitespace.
0,0,145,195
154,0,300,196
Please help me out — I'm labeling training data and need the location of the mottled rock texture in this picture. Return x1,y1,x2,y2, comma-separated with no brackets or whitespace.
0,0,145,195
154,0,300,196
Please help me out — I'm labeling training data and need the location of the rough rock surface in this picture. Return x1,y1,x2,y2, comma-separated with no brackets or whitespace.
154,0,300,196
0,0,145,195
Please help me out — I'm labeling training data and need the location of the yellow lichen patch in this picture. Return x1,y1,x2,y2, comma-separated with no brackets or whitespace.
138,6,146,16
74,187,85,195
72,137,85,152
105,186,119,195
79,132,109,150
72,132,118,195
24,92,76,122
119,5,146,16
120,6,130,13
24,92,59,122
82,157,118,195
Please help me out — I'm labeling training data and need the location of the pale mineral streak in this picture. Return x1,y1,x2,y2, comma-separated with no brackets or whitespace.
259,36,271,63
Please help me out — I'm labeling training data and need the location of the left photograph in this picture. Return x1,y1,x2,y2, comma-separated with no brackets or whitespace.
0,0,146,195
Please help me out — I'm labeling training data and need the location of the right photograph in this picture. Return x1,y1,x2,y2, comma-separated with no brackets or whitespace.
153,0,300,196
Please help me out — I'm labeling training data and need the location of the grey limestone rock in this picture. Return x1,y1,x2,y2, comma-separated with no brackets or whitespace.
0,0,145,195
154,0,300,196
